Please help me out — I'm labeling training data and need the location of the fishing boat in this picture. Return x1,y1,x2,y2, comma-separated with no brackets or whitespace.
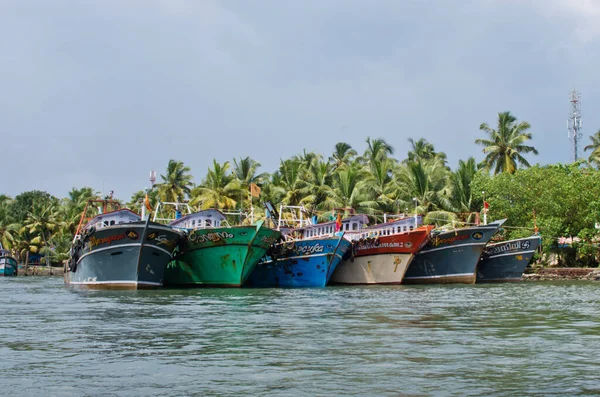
402,219,507,284
0,244,18,276
64,198,182,289
330,215,433,285
245,206,354,288
476,235,542,282
164,206,281,287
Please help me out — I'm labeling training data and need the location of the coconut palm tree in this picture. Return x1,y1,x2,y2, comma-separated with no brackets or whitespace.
361,137,394,165
329,162,376,216
406,138,447,164
300,159,337,212
584,130,600,167
447,157,481,223
21,202,58,266
396,158,452,216
475,111,538,174
157,159,194,203
329,142,357,170
189,160,237,210
273,158,308,206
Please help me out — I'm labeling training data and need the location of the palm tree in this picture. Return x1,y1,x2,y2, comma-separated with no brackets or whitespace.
584,130,600,167
157,159,194,203
396,158,452,216
329,162,376,216
475,111,538,174
406,138,447,164
329,142,357,170
21,202,58,266
361,137,394,165
189,160,237,210
272,158,308,206
447,157,480,223
300,159,337,212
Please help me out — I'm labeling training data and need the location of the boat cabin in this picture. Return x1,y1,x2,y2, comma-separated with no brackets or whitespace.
85,209,141,231
354,215,423,240
169,209,227,230
290,214,370,240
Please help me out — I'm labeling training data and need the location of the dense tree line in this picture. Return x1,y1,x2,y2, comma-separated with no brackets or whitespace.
1,112,600,267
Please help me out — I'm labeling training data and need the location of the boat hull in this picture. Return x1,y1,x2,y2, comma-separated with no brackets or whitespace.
0,256,18,276
403,224,501,285
165,222,281,287
331,227,432,285
246,236,351,288
477,236,541,283
64,221,181,290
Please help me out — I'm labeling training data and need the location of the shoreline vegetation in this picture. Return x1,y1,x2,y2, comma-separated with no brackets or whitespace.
2,112,600,272
12,266,600,281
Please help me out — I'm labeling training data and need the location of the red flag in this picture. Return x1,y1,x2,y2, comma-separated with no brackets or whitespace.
335,213,342,232
483,201,489,211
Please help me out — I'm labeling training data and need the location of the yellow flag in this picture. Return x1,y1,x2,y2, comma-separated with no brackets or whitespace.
250,183,261,198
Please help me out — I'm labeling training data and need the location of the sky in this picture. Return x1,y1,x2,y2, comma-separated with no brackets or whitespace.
1,0,599,201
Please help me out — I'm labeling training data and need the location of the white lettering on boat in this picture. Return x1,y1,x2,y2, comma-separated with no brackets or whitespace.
486,240,531,255
191,231,234,243
357,241,404,251
293,243,324,255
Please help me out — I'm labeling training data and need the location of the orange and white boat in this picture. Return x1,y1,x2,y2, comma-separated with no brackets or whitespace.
330,215,433,285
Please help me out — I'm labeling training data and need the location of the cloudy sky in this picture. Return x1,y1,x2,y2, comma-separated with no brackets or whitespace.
2,0,599,200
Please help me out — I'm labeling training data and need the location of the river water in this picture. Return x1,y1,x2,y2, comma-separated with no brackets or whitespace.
1,277,599,396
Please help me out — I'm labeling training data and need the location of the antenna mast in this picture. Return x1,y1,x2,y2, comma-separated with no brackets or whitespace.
567,89,582,161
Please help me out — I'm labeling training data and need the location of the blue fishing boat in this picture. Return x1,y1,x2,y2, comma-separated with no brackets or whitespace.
0,244,18,276
245,205,354,288
476,235,542,282
246,235,351,288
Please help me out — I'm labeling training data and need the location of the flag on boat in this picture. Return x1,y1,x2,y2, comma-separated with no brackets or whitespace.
250,183,261,198
483,201,490,212
335,213,342,232
144,192,152,211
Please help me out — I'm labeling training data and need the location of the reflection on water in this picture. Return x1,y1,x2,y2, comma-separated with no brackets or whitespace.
1,278,599,396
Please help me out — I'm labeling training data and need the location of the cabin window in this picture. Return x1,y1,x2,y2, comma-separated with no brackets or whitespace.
206,219,212,227
410,226,414,231
352,223,357,231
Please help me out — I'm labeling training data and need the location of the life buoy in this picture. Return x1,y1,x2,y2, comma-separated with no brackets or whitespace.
374,238,380,247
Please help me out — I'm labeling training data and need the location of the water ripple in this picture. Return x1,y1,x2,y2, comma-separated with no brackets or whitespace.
1,278,599,396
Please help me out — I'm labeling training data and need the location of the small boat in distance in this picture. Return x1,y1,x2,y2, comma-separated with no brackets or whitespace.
330,215,433,285
403,219,507,284
161,203,282,288
0,244,18,276
64,198,181,289
246,206,353,288
476,235,542,283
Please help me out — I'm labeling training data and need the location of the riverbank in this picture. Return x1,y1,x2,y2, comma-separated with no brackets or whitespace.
18,266,63,276
524,267,600,281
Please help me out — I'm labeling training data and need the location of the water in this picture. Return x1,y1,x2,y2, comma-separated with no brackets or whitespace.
1,277,599,397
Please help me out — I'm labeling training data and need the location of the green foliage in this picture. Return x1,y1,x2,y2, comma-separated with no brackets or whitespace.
472,163,600,266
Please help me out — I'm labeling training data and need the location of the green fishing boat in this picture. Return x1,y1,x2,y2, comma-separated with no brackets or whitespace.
164,209,281,287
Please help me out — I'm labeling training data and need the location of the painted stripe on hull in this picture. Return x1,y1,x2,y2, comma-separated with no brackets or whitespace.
78,243,173,263
67,280,162,290
486,250,536,259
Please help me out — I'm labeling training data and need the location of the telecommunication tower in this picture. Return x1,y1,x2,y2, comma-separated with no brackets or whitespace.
567,89,582,161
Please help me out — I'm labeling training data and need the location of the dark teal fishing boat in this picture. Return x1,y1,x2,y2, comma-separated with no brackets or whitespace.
476,235,541,282
403,219,506,284
65,199,181,289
